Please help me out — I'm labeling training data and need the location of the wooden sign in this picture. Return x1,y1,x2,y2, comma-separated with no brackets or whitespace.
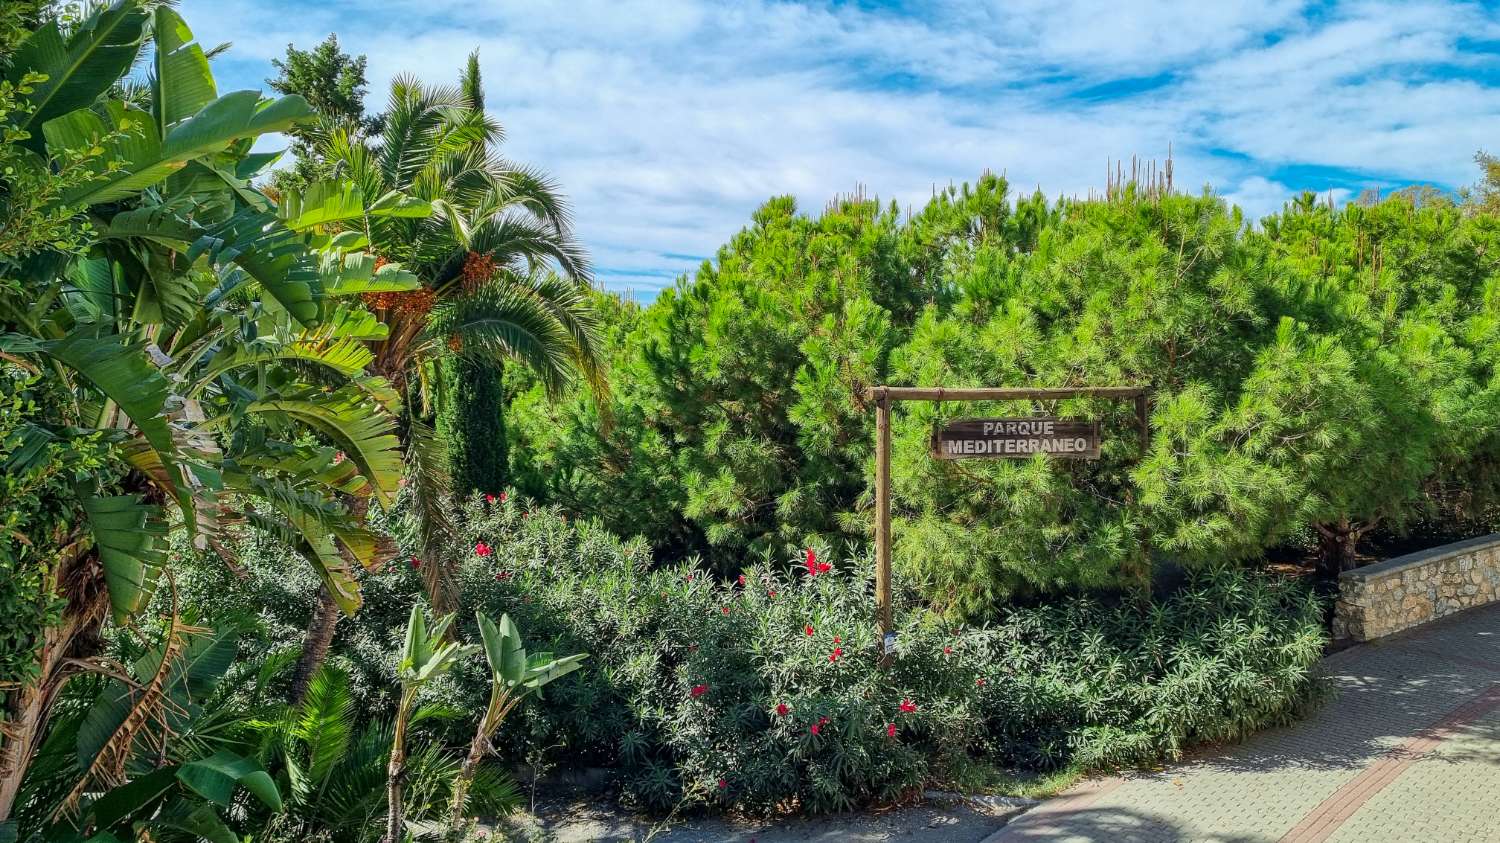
931,417,1101,460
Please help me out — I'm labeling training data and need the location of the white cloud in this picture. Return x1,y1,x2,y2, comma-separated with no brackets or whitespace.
181,0,1499,293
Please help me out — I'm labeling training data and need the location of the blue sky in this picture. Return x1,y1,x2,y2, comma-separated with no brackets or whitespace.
180,0,1500,298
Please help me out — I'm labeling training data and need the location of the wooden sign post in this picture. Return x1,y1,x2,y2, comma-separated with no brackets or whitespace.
864,385,1150,664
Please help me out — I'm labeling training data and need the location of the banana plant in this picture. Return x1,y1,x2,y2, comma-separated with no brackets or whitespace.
384,607,477,843
448,613,586,828
13,620,282,843
0,1,430,826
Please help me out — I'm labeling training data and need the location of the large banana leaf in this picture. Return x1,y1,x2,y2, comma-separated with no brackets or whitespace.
17,327,188,508
150,7,217,135
194,205,323,326
5,0,148,145
83,495,169,622
245,388,403,508
191,336,375,393
246,508,362,615
176,751,282,812
278,179,431,232
319,251,422,297
44,91,312,208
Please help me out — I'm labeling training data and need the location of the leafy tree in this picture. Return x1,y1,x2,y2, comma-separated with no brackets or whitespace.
266,33,382,192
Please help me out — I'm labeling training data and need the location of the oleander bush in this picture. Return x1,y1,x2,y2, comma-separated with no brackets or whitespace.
177,495,1327,815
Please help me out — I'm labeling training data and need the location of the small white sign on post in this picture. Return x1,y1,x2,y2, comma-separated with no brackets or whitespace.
882,632,898,655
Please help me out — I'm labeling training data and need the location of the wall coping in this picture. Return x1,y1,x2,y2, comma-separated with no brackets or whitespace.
1341,533,1500,584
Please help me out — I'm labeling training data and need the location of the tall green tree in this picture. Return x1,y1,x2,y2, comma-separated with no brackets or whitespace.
266,33,382,193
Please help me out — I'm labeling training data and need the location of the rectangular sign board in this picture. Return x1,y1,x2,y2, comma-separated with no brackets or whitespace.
931,417,1101,460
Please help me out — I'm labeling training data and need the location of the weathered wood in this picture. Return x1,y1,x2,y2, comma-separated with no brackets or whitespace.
931,417,1101,460
874,389,893,663
862,386,1146,402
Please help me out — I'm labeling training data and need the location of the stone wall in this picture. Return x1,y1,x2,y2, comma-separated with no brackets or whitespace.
1333,534,1500,643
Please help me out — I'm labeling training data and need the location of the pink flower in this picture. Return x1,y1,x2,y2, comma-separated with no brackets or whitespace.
976,678,986,687
887,723,897,738
474,541,492,557
485,493,496,503
409,557,422,569
775,702,790,717
737,574,747,587
717,778,727,789
804,624,815,636
899,698,917,714
499,492,508,502
333,451,346,464
810,723,821,735
943,646,952,655
690,684,708,699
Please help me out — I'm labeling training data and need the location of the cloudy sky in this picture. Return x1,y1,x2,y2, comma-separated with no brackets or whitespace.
181,0,1500,298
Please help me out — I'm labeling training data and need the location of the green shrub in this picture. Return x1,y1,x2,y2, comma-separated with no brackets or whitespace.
179,495,1319,815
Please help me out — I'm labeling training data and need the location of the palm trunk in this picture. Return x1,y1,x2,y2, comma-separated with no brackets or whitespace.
286,584,341,706
383,692,416,843
287,495,372,705
447,730,487,832
0,545,107,822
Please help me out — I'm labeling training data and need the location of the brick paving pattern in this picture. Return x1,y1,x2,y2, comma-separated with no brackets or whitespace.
990,602,1500,843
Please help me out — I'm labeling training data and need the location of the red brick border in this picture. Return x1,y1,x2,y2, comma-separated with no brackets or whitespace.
1277,683,1500,843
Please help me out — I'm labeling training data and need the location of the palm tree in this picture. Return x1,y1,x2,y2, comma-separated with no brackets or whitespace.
284,52,607,702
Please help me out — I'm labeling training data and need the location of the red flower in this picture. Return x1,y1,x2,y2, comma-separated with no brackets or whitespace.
943,646,952,655
899,698,917,714
485,493,496,503
810,723,821,735
474,541,492,557
828,647,843,662
886,723,897,738
721,606,730,615
804,624,815,636
976,678,986,686
409,557,422,569
717,778,727,789
775,702,790,716
768,589,777,598
803,548,830,577
495,571,512,581
736,574,747,587
833,636,841,644
690,684,708,699
499,492,508,502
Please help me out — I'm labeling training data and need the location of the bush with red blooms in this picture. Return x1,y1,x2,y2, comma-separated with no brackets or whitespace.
179,490,1326,816
354,493,1325,815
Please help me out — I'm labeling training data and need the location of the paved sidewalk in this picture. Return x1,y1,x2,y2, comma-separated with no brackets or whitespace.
990,601,1500,843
